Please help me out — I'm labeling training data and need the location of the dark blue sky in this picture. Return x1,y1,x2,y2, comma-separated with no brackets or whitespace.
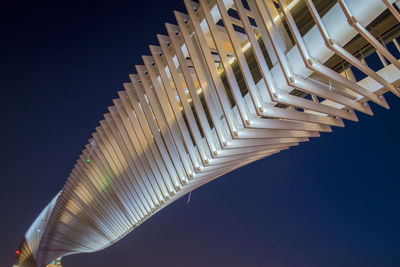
1,0,399,266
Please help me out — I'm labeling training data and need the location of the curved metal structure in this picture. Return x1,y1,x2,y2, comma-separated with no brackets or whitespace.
14,0,400,266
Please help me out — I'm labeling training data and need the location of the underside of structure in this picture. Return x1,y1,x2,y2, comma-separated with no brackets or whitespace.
14,0,400,266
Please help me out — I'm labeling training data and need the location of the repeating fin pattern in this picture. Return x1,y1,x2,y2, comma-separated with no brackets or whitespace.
14,1,400,266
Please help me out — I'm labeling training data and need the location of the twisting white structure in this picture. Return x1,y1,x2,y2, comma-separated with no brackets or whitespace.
14,0,400,266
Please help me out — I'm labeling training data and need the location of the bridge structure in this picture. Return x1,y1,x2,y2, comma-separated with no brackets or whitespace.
14,0,400,266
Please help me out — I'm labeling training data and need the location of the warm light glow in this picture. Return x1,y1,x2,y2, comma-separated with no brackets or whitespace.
17,1,397,265
226,41,252,65
241,42,251,52
273,0,301,22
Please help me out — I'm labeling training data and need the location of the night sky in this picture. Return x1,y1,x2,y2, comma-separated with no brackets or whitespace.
1,0,400,266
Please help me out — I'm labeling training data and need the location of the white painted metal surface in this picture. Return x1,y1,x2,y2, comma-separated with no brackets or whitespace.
14,1,400,266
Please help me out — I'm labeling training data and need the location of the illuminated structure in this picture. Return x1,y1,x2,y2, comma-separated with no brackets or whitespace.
14,0,400,266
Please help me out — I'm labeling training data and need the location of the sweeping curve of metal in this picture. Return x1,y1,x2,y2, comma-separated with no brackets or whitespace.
14,0,400,266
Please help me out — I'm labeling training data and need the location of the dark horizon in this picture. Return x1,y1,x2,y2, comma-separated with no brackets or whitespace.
1,0,400,266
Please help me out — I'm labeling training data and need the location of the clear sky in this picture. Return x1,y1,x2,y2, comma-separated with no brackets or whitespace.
1,0,399,266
